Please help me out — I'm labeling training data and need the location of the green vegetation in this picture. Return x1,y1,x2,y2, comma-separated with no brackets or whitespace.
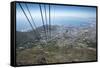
16,40,96,65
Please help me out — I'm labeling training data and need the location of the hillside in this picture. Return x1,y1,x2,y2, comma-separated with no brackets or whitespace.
16,23,97,65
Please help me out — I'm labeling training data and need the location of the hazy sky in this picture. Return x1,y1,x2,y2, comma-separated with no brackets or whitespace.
16,3,96,32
